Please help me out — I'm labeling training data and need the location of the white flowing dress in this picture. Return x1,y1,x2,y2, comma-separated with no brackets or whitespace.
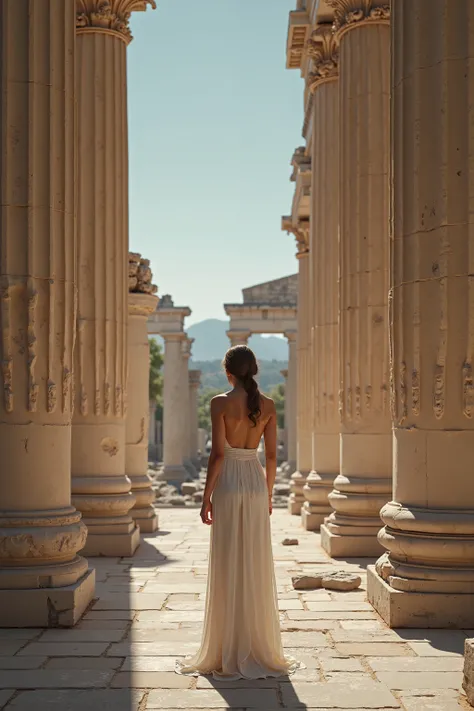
176,440,300,680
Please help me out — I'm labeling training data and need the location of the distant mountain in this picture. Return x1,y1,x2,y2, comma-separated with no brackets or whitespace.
188,319,289,362
151,319,289,361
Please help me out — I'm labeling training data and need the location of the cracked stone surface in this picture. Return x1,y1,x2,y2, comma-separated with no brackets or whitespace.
0,510,468,710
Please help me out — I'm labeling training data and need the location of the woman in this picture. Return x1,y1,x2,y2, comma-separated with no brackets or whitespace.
176,345,300,680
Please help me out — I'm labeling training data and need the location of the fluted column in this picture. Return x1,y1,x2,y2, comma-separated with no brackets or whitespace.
189,370,201,470
289,236,312,515
280,368,289,470
182,337,197,478
227,330,251,347
302,26,340,532
0,0,95,627
368,0,474,628
162,334,188,486
72,1,155,557
286,331,300,512
321,0,391,557
126,253,159,533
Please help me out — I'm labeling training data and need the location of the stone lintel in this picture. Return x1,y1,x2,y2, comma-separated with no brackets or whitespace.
367,566,474,629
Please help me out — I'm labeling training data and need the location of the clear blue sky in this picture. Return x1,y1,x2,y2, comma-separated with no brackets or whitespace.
128,0,302,325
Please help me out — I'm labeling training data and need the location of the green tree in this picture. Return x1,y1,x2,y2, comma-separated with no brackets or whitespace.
149,338,164,416
268,382,285,429
198,387,221,431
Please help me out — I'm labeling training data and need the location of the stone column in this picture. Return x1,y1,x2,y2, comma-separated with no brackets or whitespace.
280,369,289,469
72,1,155,557
162,334,188,486
227,330,251,347
321,0,391,557
302,26,340,532
285,331,300,511
182,337,197,478
0,0,95,627
289,236,312,515
189,370,202,470
148,401,158,462
368,0,474,628
126,253,159,533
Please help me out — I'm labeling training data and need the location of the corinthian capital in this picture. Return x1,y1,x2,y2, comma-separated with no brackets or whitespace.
76,0,156,44
327,0,390,35
307,24,339,91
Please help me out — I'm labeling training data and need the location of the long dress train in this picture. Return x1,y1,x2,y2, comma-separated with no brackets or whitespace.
176,441,300,680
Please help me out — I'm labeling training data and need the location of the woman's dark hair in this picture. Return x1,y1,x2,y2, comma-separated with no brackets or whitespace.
223,345,261,426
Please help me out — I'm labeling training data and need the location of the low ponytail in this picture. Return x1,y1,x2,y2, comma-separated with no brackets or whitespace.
242,372,261,427
223,345,262,427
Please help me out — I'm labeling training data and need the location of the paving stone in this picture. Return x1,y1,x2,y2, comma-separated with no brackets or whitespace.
0,669,113,688
111,671,191,688
368,657,464,672
196,676,280,689
0,641,27,656
44,657,122,670
92,593,167,610
121,656,178,672
18,642,109,656
281,620,340,631
398,690,464,711
287,610,378,620
125,628,201,642
83,610,135,621
305,601,373,612
0,657,46,670
146,688,279,708
281,631,328,648
0,630,40,640
320,657,365,673
278,599,304,610
0,690,14,708
375,671,463,690
38,629,124,642
77,620,130,631
408,642,464,658
335,642,414,657
280,680,400,708
108,641,199,656
5,690,145,711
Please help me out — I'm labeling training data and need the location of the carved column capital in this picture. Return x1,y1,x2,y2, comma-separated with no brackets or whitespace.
76,0,156,45
283,217,310,256
327,0,390,37
307,24,339,92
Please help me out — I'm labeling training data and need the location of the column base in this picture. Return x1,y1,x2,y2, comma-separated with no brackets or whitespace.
133,508,159,533
159,465,189,487
288,496,304,515
320,523,384,558
0,568,95,628
301,506,329,531
80,524,140,557
367,566,474,628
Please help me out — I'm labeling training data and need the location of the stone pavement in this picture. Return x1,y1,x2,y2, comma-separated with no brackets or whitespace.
0,509,471,710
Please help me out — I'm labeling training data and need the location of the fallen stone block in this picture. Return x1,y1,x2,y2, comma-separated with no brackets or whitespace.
282,538,299,546
322,572,361,591
292,574,323,590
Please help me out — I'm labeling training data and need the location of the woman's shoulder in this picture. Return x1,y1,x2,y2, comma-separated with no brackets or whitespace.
260,393,276,413
210,392,230,411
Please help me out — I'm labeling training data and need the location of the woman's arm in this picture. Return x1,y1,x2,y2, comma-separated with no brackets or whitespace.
263,402,277,515
200,396,226,525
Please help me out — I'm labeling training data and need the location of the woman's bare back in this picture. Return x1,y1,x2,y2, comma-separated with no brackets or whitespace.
216,389,275,449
